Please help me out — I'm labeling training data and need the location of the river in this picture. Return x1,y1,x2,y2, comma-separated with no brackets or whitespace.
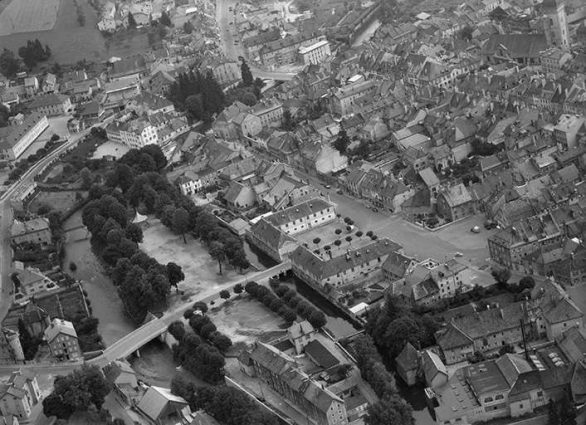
62,210,135,347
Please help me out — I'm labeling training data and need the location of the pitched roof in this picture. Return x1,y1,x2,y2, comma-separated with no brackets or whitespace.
396,342,419,370
421,350,447,384
440,183,472,207
436,322,474,351
137,386,188,421
304,340,340,369
28,94,69,109
288,320,315,340
265,198,333,227
248,218,295,252
44,318,77,343
0,113,47,151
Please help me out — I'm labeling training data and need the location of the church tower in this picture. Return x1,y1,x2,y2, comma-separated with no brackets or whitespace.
542,0,570,49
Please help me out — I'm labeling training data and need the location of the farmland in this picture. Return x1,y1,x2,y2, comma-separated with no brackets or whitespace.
0,0,151,64
0,0,60,36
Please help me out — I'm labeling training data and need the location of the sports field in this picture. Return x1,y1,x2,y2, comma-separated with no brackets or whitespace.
0,0,60,36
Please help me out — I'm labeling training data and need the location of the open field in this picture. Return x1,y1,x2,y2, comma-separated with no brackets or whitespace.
0,0,60,36
0,0,106,63
141,220,250,306
91,140,129,159
207,297,287,344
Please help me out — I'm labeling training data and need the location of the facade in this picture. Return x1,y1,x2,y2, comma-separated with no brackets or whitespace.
250,100,284,127
299,40,332,66
259,32,323,66
10,218,51,247
248,342,349,425
0,329,24,364
554,114,586,150
12,267,57,303
0,370,41,420
0,113,49,160
437,183,474,221
330,80,376,116
287,320,316,354
27,94,71,117
106,120,159,149
542,0,569,49
43,318,81,361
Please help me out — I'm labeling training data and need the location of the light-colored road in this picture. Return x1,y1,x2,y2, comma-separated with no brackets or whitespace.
215,0,296,81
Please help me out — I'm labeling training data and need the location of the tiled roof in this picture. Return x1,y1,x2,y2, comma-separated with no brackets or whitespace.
28,94,69,109
44,318,77,343
436,322,474,351
304,340,340,369
440,183,472,207
248,218,295,252
265,198,333,227
421,350,447,384
137,386,188,421
396,342,419,370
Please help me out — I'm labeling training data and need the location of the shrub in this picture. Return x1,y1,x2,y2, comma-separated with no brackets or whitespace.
233,283,243,294
219,290,230,300
356,231,363,237
183,308,194,319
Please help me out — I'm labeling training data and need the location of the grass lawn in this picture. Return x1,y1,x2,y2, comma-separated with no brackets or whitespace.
29,190,81,214
141,220,252,307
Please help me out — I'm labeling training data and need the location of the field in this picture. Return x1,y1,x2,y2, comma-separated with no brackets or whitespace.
29,190,80,214
0,0,60,36
207,297,287,345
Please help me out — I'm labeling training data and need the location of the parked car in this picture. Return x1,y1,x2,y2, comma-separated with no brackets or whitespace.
325,185,331,189
471,226,481,233
455,252,464,257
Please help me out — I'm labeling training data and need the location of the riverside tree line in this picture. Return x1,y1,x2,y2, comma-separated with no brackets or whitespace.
82,145,249,324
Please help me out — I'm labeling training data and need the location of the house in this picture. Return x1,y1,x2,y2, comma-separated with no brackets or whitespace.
42,74,57,93
264,198,337,236
224,182,256,210
189,411,221,425
246,218,298,262
418,168,440,196
105,119,158,149
11,266,57,303
483,33,548,66
0,113,49,160
24,77,38,97
382,252,417,282
11,218,51,247
305,340,340,370
250,99,284,127
330,80,376,116
27,94,71,116
0,370,41,420
109,56,147,82
396,342,420,385
43,318,81,361
103,80,141,106
136,385,192,425
287,320,316,354
103,360,140,404
436,183,474,221
421,350,448,389
554,114,586,150
248,342,349,425
0,328,24,364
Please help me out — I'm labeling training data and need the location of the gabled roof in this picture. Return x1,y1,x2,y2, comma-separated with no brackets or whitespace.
304,340,340,369
44,318,77,343
436,322,474,351
439,183,472,207
396,342,419,371
288,320,315,340
137,386,188,421
421,350,447,384
28,94,69,109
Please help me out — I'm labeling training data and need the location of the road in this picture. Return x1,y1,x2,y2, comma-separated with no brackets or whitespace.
215,0,296,81
0,118,115,324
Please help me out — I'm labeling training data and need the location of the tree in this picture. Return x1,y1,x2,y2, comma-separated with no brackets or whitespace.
492,267,511,287
209,241,226,275
548,400,560,425
211,332,233,352
183,21,194,34
460,25,474,41
519,276,535,291
42,392,75,420
333,128,350,154
240,61,254,87
193,301,208,314
168,321,186,341
160,11,172,26
128,11,137,28
166,262,185,288
281,110,296,131
80,167,93,189
559,394,576,425
365,396,414,425
234,283,243,294
200,322,217,339
0,49,20,77
308,310,327,328
173,207,190,243
313,238,321,247
220,290,231,300
125,223,143,243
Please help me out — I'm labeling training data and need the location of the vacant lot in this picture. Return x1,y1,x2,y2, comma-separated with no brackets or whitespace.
0,0,60,36
141,220,249,307
207,297,286,344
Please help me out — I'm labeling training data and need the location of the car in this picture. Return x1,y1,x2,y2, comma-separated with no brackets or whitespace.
325,185,331,189
471,226,480,233
455,252,464,257
372,208,379,213
229,21,233,25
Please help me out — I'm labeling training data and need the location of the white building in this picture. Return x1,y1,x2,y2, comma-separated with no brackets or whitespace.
0,370,41,420
0,113,49,160
106,119,159,149
299,40,331,66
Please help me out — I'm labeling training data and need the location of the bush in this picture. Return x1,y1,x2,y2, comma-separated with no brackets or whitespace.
245,281,259,296
233,283,243,294
219,290,231,300
183,308,194,319
356,231,363,237
69,261,77,272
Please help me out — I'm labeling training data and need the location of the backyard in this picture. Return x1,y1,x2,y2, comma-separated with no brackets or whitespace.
141,220,252,307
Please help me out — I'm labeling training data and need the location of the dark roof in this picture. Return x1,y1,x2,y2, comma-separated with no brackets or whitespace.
396,342,419,370
304,340,340,370
110,56,147,79
435,322,474,351
483,34,547,58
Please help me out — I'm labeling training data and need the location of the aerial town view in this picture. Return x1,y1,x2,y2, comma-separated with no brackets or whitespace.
0,0,586,423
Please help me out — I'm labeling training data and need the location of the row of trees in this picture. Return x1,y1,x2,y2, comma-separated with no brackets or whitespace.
166,70,225,123
184,306,233,352
167,320,226,384
351,334,414,425
244,281,298,324
171,376,278,425
248,280,328,328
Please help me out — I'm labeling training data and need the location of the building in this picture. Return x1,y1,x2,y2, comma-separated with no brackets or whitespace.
264,198,336,236
0,370,41,420
542,0,570,49
287,320,316,354
330,80,376,116
105,119,158,148
299,40,331,66
24,77,39,97
437,183,474,221
540,48,573,76
246,218,298,261
10,218,52,247
104,80,141,105
396,342,420,386
554,114,586,150
0,329,24,364
259,32,323,66
109,56,148,82
11,267,57,303
27,94,71,117
248,342,349,425
43,318,81,361
0,113,49,160
289,238,400,291
103,360,140,405
136,386,191,425
250,100,284,127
